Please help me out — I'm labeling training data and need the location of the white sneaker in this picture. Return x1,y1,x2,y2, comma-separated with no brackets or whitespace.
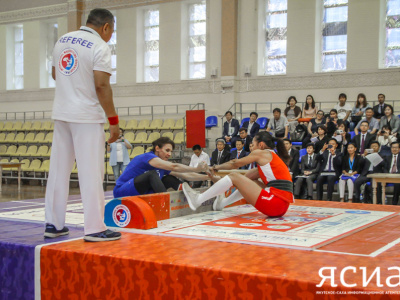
213,194,225,211
182,182,200,211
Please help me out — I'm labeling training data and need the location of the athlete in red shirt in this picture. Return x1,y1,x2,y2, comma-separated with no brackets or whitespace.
183,131,294,217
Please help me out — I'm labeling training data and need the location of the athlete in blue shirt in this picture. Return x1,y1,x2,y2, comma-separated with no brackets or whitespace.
113,137,213,197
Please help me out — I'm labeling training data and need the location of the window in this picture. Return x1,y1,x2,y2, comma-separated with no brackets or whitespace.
46,22,58,88
262,0,287,75
188,2,206,79
384,0,400,67
13,25,24,90
320,0,348,72
108,16,117,84
144,9,159,82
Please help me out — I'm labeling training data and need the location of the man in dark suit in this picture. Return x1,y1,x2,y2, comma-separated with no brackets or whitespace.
294,143,320,200
373,93,387,120
230,140,249,169
283,139,299,178
242,112,260,138
353,141,384,203
222,111,240,144
233,127,252,152
351,121,375,154
383,141,400,205
316,138,343,201
210,139,231,166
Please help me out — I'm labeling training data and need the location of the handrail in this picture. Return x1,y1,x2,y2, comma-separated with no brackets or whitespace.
0,103,205,122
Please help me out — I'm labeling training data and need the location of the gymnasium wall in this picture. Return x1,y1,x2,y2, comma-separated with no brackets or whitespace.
0,0,398,120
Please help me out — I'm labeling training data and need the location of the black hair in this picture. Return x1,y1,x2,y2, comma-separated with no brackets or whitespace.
370,141,380,147
250,112,258,118
304,95,315,110
287,96,297,105
86,8,114,28
253,132,290,165
339,93,347,100
273,108,281,114
365,107,374,112
382,125,392,132
385,104,394,115
283,138,292,145
330,109,338,115
360,120,370,127
151,137,175,152
306,143,315,149
239,127,247,133
225,111,233,116
318,125,327,134
317,110,324,115
235,139,244,145
328,138,339,145
192,144,201,151
356,93,367,108
391,141,400,148
338,121,348,132
347,142,357,149
378,93,385,99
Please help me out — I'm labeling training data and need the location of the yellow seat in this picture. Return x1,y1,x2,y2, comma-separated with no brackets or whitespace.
160,119,175,130
4,133,16,143
71,162,78,174
33,132,45,143
104,123,110,131
3,122,14,132
0,122,4,131
26,145,38,157
20,159,31,171
23,132,35,143
145,147,152,153
130,146,144,158
50,122,55,131
29,121,42,131
42,121,52,131
0,145,7,155
26,159,41,172
119,119,127,128
44,132,53,143
172,119,184,130
12,121,23,131
145,132,160,143
162,132,174,140
44,147,51,157
14,132,25,143
124,132,135,143
15,145,27,156
22,121,32,131
104,162,114,176
136,119,150,130
174,132,184,144
38,160,50,172
33,145,49,157
105,132,110,141
4,145,17,156
125,119,138,130
0,158,9,163
132,132,147,144
0,133,5,142
148,119,163,130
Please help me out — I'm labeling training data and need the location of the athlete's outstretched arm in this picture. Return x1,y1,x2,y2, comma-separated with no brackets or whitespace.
149,157,208,173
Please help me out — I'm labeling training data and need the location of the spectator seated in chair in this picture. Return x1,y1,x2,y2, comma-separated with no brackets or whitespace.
351,120,375,155
373,93,387,121
316,138,343,201
232,127,252,152
383,141,400,205
302,109,326,148
354,107,379,136
333,93,352,129
230,139,249,169
350,93,370,131
210,139,231,166
294,143,320,200
283,138,299,179
222,111,240,144
189,144,211,188
266,108,289,139
284,96,302,139
242,112,260,138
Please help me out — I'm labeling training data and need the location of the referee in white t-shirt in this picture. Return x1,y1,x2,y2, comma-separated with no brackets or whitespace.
44,9,121,242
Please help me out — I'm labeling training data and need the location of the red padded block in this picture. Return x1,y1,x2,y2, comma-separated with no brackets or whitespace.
120,196,158,229
186,110,206,148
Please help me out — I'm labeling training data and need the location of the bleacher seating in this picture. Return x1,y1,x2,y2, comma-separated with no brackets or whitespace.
4,133,16,143
146,132,160,143
44,132,53,143
34,145,49,157
119,119,127,128
125,119,137,130
240,118,250,128
137,119,150,130
42,121,52,131
256,117,268,129
33,132,45,143
130,146,144,158
37,160,50,173
26,145,38,157
172,119,184,130
0,133,5,142
4,145,17,157
0,145,6,156
124,132,135,143
162,132,174,140
26,159,41,172
12,121,23,131
174,132,184,144
160,119,175,130
20,159,31,172
0,122,4,131
24,132,35,143
2,122,13,131
22,121,32,131
132,132,147,144
29,121,42,131
14,132,25,143
15,145,28,157
205,116,218,128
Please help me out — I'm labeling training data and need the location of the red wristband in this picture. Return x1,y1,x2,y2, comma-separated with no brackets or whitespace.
108,115,119,125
